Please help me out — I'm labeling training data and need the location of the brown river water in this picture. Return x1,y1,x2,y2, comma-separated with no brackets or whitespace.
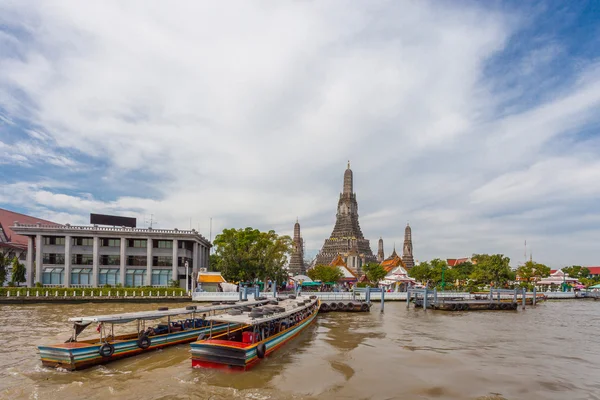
1,300,599,400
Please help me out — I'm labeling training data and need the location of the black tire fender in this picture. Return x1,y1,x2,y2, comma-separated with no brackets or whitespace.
99,343,115,358
462,304,470,311
360,303,369,312
137,335,151,349
320,303,330,312
256,343,266,359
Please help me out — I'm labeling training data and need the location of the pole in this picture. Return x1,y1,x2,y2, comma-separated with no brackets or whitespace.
243,286,247,301
434,287,438,308
380,288,385,313
522,287,526,310
239,283,242,302
185,261,190,293
533,286,537,306
273,281,277,298
365,286,371,304
441,267,445,291
406,288,410,308
423,288,428,310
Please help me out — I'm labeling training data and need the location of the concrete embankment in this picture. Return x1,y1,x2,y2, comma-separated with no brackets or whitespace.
0,296,192,304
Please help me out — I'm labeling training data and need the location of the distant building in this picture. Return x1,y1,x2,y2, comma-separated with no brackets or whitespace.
377,237,384,262
314,163,377,274
288,219,306,275
11,221,211,288
447,257,473,267
381,246,406,273
329,254,358,284
401,224,415,270
0,208,59,285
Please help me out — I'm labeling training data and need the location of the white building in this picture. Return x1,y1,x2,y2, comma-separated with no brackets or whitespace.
11,222,211,289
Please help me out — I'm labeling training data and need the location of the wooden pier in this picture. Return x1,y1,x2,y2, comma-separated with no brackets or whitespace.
408,288,546,311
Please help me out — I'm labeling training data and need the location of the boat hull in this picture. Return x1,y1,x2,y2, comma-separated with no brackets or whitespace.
39,324,230,371
191,305,318,371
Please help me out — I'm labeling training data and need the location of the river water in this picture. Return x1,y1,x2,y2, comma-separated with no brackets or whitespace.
1,300,599,400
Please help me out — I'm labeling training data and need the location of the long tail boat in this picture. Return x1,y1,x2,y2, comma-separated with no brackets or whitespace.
38,299,272,371
191,295,320,370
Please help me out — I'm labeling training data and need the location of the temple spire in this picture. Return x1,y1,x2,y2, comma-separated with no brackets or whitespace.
343,161,353,194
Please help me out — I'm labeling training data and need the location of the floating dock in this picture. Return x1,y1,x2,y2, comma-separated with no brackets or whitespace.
408,288,547,312
319,301,371,313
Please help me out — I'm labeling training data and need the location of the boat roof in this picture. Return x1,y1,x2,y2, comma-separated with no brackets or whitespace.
205,297,318,326
68,298,273,324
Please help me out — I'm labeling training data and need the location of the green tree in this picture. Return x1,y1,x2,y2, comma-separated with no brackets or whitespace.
516,260,550,287
0,253,8,286
470,254,514,288
362,262,388,286
562,266,590,280
211,227,292,283
307,264,343,283
10,257,26,287
408,261,433,286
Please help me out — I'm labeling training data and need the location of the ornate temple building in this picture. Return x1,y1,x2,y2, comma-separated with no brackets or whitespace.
287,218,306,275
380,245,405,272
401,223,415,270
314,163,377,275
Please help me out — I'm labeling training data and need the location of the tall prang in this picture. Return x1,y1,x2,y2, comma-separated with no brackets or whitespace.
377,237,384,262
288,218,306,275
314,162,377,275
402,223,415,270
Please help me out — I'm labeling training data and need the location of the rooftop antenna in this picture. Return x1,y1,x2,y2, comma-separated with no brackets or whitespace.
145,214,157,229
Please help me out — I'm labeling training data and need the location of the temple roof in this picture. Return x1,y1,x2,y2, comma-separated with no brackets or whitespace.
329,254,347,267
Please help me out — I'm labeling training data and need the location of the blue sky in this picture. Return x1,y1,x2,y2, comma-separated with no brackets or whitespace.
1,1,600,268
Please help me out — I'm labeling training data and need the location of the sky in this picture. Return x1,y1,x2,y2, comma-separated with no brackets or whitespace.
1,1,599,269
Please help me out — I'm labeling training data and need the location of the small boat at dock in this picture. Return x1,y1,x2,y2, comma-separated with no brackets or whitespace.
191,295,319,370
38,299,272,371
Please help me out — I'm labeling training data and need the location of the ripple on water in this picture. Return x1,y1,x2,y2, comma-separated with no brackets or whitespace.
2,301,600,400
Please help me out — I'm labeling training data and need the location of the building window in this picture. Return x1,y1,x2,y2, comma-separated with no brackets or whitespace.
154,240,173,249
151,269,171,286
100,238,120,247
43,253,65,264
179,241,193,251
178,257,193,268
100,255,120,266
72,254,94,265
43,237,66,245
72,237,94,246
127,239,147,248
42,267,64,285
153,256,173,267
99,269,120,286
125,269,146,287
71,268,92,285
127,256,147,266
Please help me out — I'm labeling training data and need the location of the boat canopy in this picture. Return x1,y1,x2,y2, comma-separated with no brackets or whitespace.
204,298,318,326
68,299,272,324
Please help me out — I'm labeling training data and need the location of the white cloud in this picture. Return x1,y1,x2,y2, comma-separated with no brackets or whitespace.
0,1,599,267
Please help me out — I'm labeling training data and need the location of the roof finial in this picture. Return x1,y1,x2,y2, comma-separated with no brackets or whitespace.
296,216,298,223
347,160,350,169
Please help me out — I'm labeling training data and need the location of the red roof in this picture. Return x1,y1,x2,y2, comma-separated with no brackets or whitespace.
587,267,600,275
550,267,600,276
447,258,470,267
0,208,59,247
